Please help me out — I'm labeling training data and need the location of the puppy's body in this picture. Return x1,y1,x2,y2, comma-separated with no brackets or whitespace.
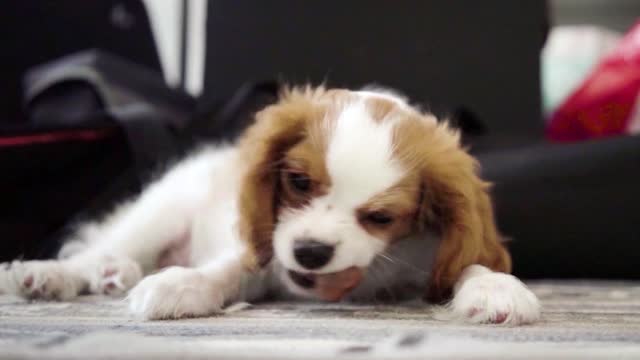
0,87,540,324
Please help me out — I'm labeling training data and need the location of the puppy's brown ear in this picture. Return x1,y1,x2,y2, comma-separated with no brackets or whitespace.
236,89,320,269
411,121,511,302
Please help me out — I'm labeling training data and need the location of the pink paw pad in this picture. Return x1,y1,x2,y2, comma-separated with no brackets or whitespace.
23,275,34,289
103,282,117,294
467,307,481,317
22,274,47,299
493,312,509,324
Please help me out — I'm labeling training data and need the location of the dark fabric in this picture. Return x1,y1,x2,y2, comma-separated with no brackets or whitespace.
480,134,640,279
0,121,134,261
27,81,105,127
191,81,280,142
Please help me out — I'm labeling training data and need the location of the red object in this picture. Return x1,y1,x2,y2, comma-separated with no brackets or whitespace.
547,21,640,142
0,128,114,148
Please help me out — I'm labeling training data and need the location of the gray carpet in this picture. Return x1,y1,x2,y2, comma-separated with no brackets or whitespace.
1,280,640,359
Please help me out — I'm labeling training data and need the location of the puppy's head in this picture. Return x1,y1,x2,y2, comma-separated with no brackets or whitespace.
237,86,510,301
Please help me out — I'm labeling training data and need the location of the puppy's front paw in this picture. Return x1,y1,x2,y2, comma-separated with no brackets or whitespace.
89,256,142,296
2,261,80,300
449,272,540,325
127,267,223,320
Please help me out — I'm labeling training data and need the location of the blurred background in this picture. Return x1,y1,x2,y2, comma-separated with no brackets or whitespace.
0,1,638,280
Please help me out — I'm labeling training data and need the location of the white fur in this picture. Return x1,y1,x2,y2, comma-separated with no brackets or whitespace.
127,266,223,319
0,88,540,326
446,265,541,325
273,100,405,274
1,144,250,319
355,87,410,109
0,254,142,300
327,101,405,205
1,260,81,300
127,242,249,319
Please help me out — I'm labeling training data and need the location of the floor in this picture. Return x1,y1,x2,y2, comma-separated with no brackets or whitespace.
1,281,640,359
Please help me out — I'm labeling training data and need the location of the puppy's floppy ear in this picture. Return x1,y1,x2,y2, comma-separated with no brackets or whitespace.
236,88,321,269
410,121,511,302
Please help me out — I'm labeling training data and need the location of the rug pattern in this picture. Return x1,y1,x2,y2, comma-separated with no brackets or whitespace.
1,280,640,359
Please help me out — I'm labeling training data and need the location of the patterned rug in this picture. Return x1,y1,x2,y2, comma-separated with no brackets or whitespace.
1,280,640,359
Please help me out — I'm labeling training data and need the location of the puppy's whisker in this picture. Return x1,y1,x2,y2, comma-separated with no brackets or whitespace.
379,252,430,276
378,253,397,264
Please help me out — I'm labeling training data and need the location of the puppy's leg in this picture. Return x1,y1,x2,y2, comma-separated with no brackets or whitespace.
1,149,222,300
0,254,142,300
0,260,84,300
0,195,182,301
69,252,144,297
447,265,540,325
127,248,252,320
0,209,153,300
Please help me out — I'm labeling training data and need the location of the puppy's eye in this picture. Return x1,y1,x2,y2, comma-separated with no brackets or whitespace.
288,172,312,193
364,211,394,226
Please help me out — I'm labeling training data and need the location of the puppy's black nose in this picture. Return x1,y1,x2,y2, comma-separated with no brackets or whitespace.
293,239,334,270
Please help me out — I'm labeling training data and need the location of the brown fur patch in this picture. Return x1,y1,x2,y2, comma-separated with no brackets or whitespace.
364,97,400,123
279,139,332,209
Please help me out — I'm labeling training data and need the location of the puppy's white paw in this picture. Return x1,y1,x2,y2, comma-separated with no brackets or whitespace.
127,267,223,320
1,261,80,300
449,271,541,325
88,256,142,296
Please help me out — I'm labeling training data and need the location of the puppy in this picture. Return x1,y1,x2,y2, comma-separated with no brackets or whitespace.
0,86,540,324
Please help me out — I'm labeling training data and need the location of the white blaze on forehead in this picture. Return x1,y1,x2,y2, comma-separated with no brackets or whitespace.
325,101,405,207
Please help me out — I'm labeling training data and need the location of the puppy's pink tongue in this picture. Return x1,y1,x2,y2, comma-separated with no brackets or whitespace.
314,267,363,301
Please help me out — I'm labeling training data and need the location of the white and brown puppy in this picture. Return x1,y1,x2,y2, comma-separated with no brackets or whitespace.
0,86,540,324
